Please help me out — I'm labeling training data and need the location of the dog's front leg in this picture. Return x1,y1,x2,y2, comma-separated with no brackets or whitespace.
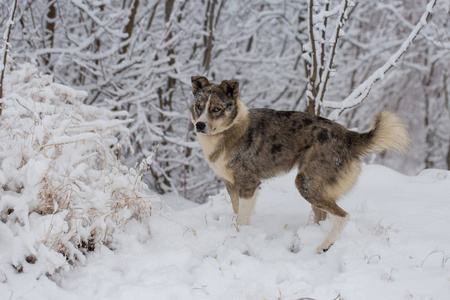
236,189,258,226
225,181,239,214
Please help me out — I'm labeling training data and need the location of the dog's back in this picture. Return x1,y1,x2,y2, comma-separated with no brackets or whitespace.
227,109,353,182
223,108,409,198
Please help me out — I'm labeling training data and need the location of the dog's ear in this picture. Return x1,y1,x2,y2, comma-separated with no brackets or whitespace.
219,80,239,100
191,76,210,93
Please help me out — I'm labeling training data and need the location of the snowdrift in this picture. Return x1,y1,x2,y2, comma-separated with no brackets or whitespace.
0,64,157,279
54,165,449,300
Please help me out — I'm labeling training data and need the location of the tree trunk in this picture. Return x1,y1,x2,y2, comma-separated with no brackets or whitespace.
203,0,217,75
42,0,57,71
121,0,140,55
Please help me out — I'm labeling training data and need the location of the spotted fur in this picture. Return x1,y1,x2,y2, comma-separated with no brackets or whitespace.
190,76,411,253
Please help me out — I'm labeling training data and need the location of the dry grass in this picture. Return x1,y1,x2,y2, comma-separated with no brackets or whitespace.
0,63,158,273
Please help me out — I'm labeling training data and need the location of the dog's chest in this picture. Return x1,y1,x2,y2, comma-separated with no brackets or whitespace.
198,135,234,183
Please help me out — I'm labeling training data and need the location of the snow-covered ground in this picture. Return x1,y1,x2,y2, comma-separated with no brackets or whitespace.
1,164,449,300
0,63,448,300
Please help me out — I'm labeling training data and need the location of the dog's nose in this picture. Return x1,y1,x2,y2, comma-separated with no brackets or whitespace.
196,122,206,132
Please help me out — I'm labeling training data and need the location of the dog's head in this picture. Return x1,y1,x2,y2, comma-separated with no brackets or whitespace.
190,76,241,135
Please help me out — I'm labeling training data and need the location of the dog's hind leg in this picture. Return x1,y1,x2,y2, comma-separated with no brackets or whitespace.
311,205,327,224
295,171,351,253
314,203,349,253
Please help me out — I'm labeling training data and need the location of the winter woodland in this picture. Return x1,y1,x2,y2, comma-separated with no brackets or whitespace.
0,0,449,296
1,0,449,201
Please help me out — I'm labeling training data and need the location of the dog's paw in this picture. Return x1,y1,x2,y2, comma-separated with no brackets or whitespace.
317,242,333,254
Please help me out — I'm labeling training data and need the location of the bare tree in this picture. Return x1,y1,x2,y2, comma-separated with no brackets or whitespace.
4,0,449,200
304,0,350,115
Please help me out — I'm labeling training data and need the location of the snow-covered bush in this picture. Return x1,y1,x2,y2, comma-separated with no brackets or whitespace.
0,63,157,277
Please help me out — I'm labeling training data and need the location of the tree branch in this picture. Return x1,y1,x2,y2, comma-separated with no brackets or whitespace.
324,0,438,120
121,0,140,55
316,0,348,116
306,0,318,115
0,0,18,117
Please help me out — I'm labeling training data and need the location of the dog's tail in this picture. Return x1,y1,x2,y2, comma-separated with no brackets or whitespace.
354,111,411,156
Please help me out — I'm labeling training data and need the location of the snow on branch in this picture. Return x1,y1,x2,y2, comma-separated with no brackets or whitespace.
315,0,349,115
71,0,128,39
0,0,18,116
0,63,158,277
304,0,352,115
324,0,437,120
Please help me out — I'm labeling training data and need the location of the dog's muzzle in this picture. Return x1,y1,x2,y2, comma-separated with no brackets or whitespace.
195,122,206,133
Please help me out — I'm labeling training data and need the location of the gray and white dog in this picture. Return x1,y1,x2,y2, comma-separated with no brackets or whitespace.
190,76,410,253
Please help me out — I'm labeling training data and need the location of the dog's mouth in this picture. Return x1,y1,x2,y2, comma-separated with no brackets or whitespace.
196,129,214,135
195,121,212,135
196,129,207,135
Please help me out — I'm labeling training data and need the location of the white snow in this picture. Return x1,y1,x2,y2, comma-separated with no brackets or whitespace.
0,63,156,296
1,64,449,300
1,164,449,300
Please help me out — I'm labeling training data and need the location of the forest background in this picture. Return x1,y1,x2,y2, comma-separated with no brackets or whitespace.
1,0,449,202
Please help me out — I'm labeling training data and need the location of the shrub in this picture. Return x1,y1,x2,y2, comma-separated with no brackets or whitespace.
0,63,157,277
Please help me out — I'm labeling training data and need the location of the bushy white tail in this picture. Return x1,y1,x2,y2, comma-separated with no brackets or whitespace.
361,111,411,154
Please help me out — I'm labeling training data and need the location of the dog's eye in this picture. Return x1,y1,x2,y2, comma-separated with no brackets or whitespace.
196,104,202,111
212,107,221,113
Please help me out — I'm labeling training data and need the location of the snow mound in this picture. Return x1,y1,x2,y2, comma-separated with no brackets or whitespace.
0,64,157,279
51,164,449,300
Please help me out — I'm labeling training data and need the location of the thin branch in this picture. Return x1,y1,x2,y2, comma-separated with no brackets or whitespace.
0,0,18,116
324,0,438,120
71,0,128,38
306,0,318,115
319,1,330,83
316,0,348,116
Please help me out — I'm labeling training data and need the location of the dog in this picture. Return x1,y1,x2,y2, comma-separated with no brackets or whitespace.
190,76,411,253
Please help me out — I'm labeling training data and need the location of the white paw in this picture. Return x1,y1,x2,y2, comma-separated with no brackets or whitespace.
317,241,333,254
